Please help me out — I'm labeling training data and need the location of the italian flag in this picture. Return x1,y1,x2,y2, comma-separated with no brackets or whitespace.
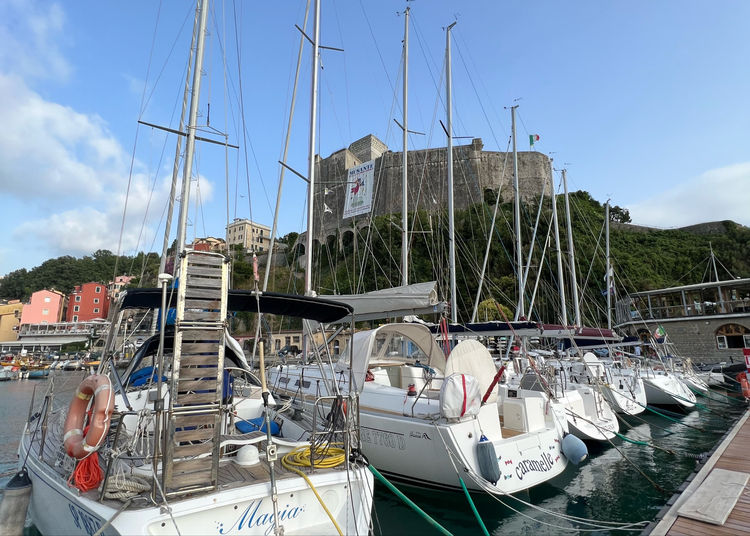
529,134,540,147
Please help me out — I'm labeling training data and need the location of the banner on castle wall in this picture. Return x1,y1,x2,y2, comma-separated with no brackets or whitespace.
342,160,375,219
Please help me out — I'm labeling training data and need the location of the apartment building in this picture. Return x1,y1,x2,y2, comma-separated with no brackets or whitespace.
66,282,110,322
0,300,23,342
20,289,66,325
108,275,134,300
226,218,271,254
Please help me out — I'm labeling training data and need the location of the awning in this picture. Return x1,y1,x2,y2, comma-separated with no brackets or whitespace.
3,335,89,346
118,288,353,324
320,281,447,323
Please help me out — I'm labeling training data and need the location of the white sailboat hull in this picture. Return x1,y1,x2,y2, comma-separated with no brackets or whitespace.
358,403,566,494
642,374,696,408
20,432,373,536
270,369,568,495
600,378,647,416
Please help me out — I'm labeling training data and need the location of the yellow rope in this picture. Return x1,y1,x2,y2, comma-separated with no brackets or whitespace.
281,443,347,536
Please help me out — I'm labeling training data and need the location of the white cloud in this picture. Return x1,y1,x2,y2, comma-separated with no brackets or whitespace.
628,163,750,229
0,74,128,201
12,171,215,262
0,0,70,81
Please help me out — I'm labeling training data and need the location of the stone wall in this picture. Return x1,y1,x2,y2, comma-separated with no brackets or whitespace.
620,317,750,364
311,134,550,243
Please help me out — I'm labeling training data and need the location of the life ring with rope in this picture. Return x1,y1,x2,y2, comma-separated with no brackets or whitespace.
63,374,115,459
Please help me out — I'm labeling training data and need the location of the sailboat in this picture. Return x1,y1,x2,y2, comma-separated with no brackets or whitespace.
268,322,571,494
17,1,373,534
267,20,577,496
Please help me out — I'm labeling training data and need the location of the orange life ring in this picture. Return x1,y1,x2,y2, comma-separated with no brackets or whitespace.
63,374,115,459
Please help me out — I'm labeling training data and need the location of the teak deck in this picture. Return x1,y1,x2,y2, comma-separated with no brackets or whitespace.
649,408,750,536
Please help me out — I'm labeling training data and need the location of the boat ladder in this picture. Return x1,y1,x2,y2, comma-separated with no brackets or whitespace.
162,250,228,497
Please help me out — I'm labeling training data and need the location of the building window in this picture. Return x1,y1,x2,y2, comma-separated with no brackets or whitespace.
285,337,291,346
716,323,748,349
745,334,750,348
333,340,340,356
42,308,49,316
93,308,100,314
293,336,300,344
275,340,281,351
95,286,102,293
72,316,78,322
75,296,81,302
44,296,51,303
74,305,80,312
94,298,100,304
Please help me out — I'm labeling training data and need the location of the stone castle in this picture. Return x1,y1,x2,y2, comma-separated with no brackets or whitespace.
310,133,550,244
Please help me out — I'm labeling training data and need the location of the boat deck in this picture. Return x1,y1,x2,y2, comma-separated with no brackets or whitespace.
648,408,750,535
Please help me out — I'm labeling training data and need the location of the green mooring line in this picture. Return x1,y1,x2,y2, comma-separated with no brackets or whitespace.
459,476,490,536
697,386,747,405
368,465,453,536
639,402,707,432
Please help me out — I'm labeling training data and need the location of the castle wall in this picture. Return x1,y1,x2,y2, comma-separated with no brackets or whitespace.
311,135,550,244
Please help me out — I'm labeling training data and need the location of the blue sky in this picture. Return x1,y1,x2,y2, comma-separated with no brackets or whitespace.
1,0,749,278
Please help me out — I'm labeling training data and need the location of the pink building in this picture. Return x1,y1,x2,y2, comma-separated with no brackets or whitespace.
66,282,110,322
108,275,134,300
20,289,66,325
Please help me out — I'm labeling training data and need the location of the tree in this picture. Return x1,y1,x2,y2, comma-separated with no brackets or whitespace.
610,205,631,223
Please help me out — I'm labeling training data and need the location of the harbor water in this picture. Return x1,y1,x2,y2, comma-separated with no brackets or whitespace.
1,370,746,535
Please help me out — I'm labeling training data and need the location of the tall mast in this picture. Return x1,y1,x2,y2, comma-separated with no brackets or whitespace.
511,105,523,320
550,159,568,326
175,0,209,255
445,21,457,323
605,200,612,330
562,168,581,326
304,0,321,296
263,1,311,292
159,6,199,276
401,7,410,287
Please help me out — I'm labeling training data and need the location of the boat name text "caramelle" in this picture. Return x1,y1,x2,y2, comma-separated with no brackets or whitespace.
361,427,406,450
217,499,305,535
515,452,555,480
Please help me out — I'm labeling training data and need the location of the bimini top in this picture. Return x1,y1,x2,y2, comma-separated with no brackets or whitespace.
117,288,353,324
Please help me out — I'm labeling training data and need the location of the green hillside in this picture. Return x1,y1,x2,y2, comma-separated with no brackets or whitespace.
2,192,748,330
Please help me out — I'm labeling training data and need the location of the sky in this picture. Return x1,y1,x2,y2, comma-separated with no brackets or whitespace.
1,0,749,278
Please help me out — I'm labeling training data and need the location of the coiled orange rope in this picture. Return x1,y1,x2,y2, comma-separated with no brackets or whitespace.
67,413,104,492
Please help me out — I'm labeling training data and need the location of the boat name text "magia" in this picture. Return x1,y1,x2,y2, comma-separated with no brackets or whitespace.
217,499,306,535
515,452,555,480
68,504,102,536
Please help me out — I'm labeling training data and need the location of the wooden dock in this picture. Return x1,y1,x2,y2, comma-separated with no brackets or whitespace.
648,408,750,535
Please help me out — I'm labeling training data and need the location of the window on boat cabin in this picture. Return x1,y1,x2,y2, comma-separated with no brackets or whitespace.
373,333,428,362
